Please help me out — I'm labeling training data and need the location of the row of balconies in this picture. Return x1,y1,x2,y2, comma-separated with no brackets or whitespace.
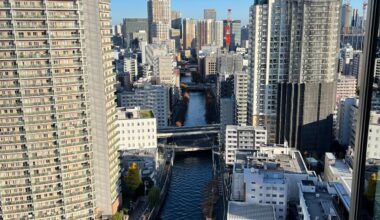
0,2,80,10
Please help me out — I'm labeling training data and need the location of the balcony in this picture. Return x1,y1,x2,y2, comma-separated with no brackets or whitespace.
12,4,45,9
51,52,82,58
46,5,79,10
0,45,15,50
49,24,81,30
52,61,83,68
18,53,50,60
14,24,48,30
48,14,79,20
12,14,46,20
0,55,16,60
51,43,81,49
17,44,50,50
49,34,81,39
15,35,48,40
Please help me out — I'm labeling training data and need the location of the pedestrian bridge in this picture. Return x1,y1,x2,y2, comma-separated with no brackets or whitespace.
157,124,220,138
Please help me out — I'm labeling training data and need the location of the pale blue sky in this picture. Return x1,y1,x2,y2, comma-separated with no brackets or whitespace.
110,0,363,26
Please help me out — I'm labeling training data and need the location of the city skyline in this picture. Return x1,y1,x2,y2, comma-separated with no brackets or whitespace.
1,0,378,219
111,0,364,25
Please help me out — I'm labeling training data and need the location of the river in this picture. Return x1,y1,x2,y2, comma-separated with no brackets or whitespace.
159,75,213,219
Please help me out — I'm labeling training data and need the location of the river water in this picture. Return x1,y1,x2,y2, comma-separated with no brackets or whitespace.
159,75,213,219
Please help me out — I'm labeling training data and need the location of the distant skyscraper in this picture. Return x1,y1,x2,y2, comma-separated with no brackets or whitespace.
171,10,182,30
122,18,149,48
341,2,352,34
213,20,224,48
197,19,214,50
0,0,120,219
231,20,241,49
182,18,197,49
204,9,217,20
148,0,171,43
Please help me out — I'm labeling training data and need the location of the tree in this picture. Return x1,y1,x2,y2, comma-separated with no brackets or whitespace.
148,186,160,208
124,162,142,192
111,211,123,220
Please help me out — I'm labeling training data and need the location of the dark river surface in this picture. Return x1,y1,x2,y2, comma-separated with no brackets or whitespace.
159,76,213,220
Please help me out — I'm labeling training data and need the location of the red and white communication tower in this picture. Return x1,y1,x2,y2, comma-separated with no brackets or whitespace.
225,9,232,50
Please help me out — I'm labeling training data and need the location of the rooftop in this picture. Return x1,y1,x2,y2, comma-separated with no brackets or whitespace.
302,188,340,220
227,201,276,220
234,147,308,174
117,107,155,120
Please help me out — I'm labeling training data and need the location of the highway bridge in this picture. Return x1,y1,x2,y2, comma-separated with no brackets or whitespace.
157,124,220,138
159,144,219,153
185,83,214,91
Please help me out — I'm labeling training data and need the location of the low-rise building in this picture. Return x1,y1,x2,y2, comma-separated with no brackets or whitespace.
324,152,352,194
231,146,318,220
227,202,276,220
225,125,267,165
117,84,170,128
117,107,157,151
297,180,341,220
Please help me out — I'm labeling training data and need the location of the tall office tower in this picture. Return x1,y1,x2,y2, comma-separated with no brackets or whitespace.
204,9,216,20
197,19,214,50
247,0,290,144
122,18,148,48
147,0,171,43
171,10,182,30
182,18,196,49
230,20,241,50
240,25,249,48
276,0,340,155
213,20,224,48
234,71,248,126
0,0,120,219
341,1,352,34
351,8,359,28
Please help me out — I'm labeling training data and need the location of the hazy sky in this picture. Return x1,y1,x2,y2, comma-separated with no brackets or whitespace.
110,0,364,26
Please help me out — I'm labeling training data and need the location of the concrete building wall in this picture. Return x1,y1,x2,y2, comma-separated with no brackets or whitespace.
225,126,267,165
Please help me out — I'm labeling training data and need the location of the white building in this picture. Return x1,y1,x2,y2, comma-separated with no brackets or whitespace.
324,152,353,194
145,43,178,87
231,146,318,220
247,0,290,143
244,168,287,220
234,71,248,125
213,20,224,48
117,107,157,151
117,84,170,128
336,74,357,103
124,56,138,82
225,125,267,165
298,180,340,220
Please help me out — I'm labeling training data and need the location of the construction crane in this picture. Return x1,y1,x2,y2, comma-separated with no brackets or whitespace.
224,9,231,51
